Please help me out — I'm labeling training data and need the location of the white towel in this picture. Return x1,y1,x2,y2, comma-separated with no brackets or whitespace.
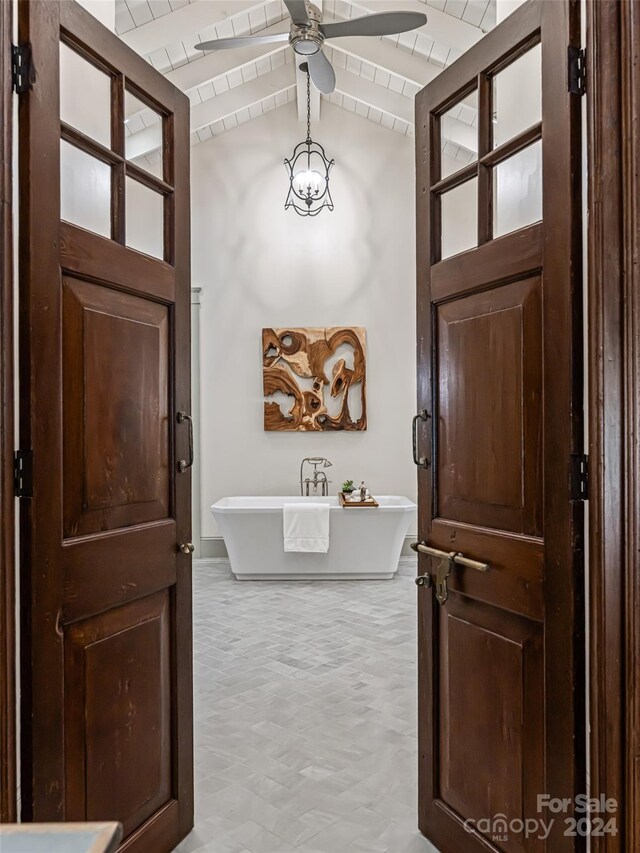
283,503,330,553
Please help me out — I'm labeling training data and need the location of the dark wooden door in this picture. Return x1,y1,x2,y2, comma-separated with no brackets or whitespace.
18,3,193,851
415,2,584,851
0,0,16,823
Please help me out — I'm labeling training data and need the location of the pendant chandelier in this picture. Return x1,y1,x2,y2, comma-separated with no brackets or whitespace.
284,64,334,217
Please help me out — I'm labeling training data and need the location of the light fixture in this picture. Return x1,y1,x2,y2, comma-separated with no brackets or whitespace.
284,64,334,217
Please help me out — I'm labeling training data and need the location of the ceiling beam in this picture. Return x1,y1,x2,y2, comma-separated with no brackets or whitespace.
332,65,477,152
188,63,295,134
120,0,264,56
441,113,477,154
126,62,296,158
156,13,321,126
348,0,484,54
333,64,412,123
164,30,290,93
328,35,440,88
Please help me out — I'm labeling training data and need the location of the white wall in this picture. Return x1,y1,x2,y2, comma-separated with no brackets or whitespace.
496,0,528,23
77,0,115,31
192,102,419,540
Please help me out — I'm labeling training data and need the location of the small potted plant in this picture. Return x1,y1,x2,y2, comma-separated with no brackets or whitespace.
342,480,355,495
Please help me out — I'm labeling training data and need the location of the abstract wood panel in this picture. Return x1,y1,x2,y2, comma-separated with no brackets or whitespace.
263,327,367,431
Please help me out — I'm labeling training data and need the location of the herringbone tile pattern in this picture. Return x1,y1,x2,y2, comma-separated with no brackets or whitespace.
174,559,440,853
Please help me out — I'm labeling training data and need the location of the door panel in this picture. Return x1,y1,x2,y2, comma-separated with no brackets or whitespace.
65,592,172,835
63,277,170,537
437,276,542,536
439,598,544,853
415,2,584,851
19,3,193,851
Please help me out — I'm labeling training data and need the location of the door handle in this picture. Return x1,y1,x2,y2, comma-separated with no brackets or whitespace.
411,541,489,605
412,410,430,468
177,412,194,473
179,542,195,554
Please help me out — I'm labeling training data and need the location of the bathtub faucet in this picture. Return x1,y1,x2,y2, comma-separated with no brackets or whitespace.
300,457,332,497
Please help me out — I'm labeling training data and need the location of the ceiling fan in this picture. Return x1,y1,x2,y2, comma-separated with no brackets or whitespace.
194,0,427,95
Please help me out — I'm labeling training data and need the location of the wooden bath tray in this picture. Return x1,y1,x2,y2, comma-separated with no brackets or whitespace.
339,492,379,508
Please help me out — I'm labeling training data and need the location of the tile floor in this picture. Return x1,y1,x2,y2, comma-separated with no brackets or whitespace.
174,558,439,853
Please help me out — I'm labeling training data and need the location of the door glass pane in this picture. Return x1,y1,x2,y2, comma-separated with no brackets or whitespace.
492,44,541,148
60,141,111,238
441,178,478,260
493,141,542,238
126,178,164,260
125,89,164,179
440,89,478,179
60,43,111,148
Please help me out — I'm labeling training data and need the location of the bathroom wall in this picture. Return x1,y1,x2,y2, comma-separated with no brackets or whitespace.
191,101,422,545
132,34,539,554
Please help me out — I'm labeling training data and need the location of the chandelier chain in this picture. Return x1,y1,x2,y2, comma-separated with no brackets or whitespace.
306,68,311,142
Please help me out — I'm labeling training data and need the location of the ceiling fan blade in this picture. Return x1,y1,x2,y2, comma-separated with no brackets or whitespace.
195,32,289,51
320,11,427,39
284,0,311,26
307,49,336,95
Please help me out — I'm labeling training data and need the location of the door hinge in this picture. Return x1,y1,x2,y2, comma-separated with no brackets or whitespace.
568,46,586,96
12,43,35,94
14,450,33,498
570,453,589,501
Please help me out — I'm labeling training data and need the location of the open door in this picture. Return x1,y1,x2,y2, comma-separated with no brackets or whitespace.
18,3,193,851
0,0,16,823
415,2,584,851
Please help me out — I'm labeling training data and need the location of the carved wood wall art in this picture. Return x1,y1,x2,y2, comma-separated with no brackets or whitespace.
262,327,367,431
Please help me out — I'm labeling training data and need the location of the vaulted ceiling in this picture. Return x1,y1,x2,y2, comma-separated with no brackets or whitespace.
116,0,496,172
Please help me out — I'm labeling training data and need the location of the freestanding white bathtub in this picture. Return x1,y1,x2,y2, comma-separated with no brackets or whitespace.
210,495,416,580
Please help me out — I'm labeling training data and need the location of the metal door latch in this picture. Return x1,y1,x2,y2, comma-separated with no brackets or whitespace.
411,542,489,605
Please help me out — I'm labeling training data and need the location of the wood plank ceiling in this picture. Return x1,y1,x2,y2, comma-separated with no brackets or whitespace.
116,0,496,171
